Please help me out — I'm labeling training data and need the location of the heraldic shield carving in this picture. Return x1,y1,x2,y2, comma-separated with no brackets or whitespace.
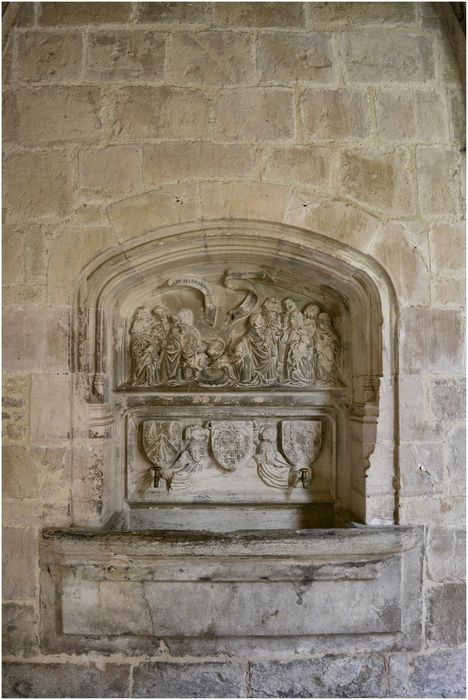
142,421,182,488
281,420,322,469
210,421,254,471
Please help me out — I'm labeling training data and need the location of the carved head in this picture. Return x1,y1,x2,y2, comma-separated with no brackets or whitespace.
262,296,281,314
178,308,194,326
318,312,332,328
152,305,170,323
206,338,225,358
282,298,297,313
290,310,304,329
303,304,320,320
260,426,276,443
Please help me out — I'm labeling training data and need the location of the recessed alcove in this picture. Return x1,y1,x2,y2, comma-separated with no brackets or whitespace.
40,220,422,655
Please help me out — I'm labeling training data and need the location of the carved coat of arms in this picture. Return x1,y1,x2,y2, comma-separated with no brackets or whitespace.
281,420,322,469
210,421,254,471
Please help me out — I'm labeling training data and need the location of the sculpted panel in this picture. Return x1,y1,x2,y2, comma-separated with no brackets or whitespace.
124,270,342,389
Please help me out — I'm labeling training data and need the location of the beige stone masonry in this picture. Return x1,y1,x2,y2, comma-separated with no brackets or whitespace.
400,308,465,374
416,147,464,220
262,146,333,189
114,86,211,139
3,374,31,445
137,2,212,27
256,32,335,84
375,89,449,143
38,2,132,26
167,32,255,86
429,223,465,273
14,31,84,83
143,142,258,184
199,181,289,221
79,145,142,197
300,89,372,141
213,3,305,28
306,3,418,29
214,88,295,141
86,31,166,82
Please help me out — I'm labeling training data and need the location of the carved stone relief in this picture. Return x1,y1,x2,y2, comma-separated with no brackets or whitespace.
123,270,341,390
140,419,322,493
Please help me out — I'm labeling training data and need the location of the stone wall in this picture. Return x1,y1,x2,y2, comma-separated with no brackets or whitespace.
3,2,465,697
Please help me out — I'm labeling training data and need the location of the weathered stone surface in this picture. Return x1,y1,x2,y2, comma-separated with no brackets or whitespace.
445,423,466,492
300,89,371,140
427,527,466,582
307,2,417,28
388,649,466,697
86,30,165,82
30,375,71,444
400,308,464,373
39,2,132,25
10,87,102,145
2,603,38,656
14,31,83,83
399,442,444,496
133,661,247,698
368,222,430,306
340,32,434,83
4,151,73,219
432,273,465,307
428,377,465,425
137,2,211,25
143,142,257,184
214,88,294,141
2,662,131,698
375,89,448,142
417,147,464,219
3,307,70,372
448,87,465,145
429,223,465,272
425,582,466,647
48,227,116,303
257,33,334,84
200,181,288,220
286,191,380,249
107,185,200,240
214,3,305,28
79,145,141,197
3,445,71,502
399,495,444,527
3,225,24,286
249,655,386,697
339,147,416,216
114,87,210,139
398,375,441,442
263,146,332,188
2,374,30,444
3,527,37,600
168,32,255,85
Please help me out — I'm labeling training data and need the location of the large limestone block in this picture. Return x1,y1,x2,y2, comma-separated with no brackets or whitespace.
249,655,386,698
398,375,442,442
428,223,465,272
339,147,416,216
79,145,141,198
3,225,24,286
431,273,465,307
263,146,332,188
417,147,464,219
425,582,466,647
400,308,464,373
3,445,71,502
428,377,465,425
2,374,30,444
375,89,449,142
106,185,200,240
388,649,466,698
300,89,371,140
30,374,71,444
2,603,38,657
47,227,116,303
38,2,132,25
285,190,380,250
114,87,211,139
214,88,294,141
9,87,103,145
427,527,466,582
257,32,334,84
4,151,73,219
167,32,255,85
340,32,434,83
143,142,257,184
200,181,288,221
133,662,247,698
3,527,37,600
14,31,83,82
368,222,430,306
86,30,165,82
213,3,305,28
137,2,211,26
306,2,418,29
399,442,444,497
3,308,64,372
2,662,131,698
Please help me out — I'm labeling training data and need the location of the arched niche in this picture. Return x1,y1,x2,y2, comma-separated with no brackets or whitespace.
71,220,398,530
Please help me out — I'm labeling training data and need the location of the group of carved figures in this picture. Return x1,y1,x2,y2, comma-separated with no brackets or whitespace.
129,296,340,388
141,419,322,493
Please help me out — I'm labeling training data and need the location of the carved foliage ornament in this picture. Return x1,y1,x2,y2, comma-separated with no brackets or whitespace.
126,271,341,389
141,420,322,492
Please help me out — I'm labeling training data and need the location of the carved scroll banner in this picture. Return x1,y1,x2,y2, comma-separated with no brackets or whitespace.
167,276,216,326
210,421,254,471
